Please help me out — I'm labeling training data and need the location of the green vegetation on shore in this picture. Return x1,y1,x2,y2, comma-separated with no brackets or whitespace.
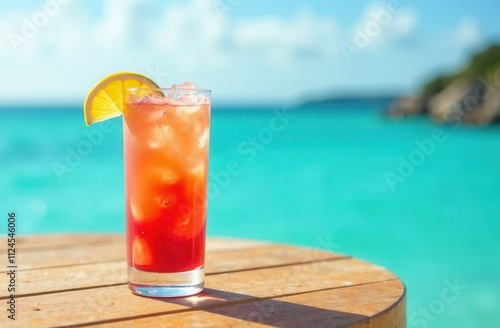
423,45,500,96
388,44,500,124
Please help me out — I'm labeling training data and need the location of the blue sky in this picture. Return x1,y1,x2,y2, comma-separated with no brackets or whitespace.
1,0,499,104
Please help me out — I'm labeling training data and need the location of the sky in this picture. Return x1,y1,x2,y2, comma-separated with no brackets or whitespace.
0,0,499,105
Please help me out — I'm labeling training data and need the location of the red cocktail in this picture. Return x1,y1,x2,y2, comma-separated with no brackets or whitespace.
123,84,210,297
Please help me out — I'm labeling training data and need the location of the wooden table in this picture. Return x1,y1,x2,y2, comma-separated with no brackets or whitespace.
1,235,405,327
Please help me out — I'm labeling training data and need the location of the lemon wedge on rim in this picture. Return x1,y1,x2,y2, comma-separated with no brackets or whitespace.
83,72,160,126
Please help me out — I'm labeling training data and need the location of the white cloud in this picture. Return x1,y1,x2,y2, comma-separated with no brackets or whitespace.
390,10,418,39
346,1,418,47
0,10,21,55
154,0,228,70
231,8,338,65
0,0,341,103
94,0,146,49
451,18,480,47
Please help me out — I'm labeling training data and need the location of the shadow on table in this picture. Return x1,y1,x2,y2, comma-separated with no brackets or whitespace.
152,288,370,327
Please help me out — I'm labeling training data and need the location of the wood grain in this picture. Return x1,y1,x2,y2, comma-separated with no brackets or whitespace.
96,280,405,328
0,243,346,298
0,234,123,252
7,259,397,327
0,235,406,328
0,236,272,271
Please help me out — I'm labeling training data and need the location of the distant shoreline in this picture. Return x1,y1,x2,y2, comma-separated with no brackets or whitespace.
300,95,398,110
0,96,400,112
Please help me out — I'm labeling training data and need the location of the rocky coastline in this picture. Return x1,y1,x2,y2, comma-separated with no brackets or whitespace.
387,45,500,125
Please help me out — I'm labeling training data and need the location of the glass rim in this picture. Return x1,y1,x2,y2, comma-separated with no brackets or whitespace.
126,87,211,93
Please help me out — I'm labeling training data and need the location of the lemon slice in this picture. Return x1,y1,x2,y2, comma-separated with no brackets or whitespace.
83,72,160,126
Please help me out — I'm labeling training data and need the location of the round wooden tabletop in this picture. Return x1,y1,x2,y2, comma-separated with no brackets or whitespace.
0,234,405,327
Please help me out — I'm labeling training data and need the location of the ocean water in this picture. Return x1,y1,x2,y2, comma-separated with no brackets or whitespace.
1,102,499,327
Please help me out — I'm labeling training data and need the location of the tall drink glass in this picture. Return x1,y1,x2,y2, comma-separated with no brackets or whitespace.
123,86,211,297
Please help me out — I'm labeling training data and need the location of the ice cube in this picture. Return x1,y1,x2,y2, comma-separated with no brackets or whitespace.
156,192,177,209
166,92,199,106
147,125,176,149
132,236,152,265
178,216,190,227
132,93,170,105
130,190,161,224
172,81,197,90
188,161,206,178
153,166,180,185
197,129,209,148
166,82,210,106
131,83,208,107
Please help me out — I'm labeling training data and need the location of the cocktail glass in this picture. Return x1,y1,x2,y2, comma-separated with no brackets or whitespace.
123,86,211,297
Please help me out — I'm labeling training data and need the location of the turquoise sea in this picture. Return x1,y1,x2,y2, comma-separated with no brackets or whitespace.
1,101,499,327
